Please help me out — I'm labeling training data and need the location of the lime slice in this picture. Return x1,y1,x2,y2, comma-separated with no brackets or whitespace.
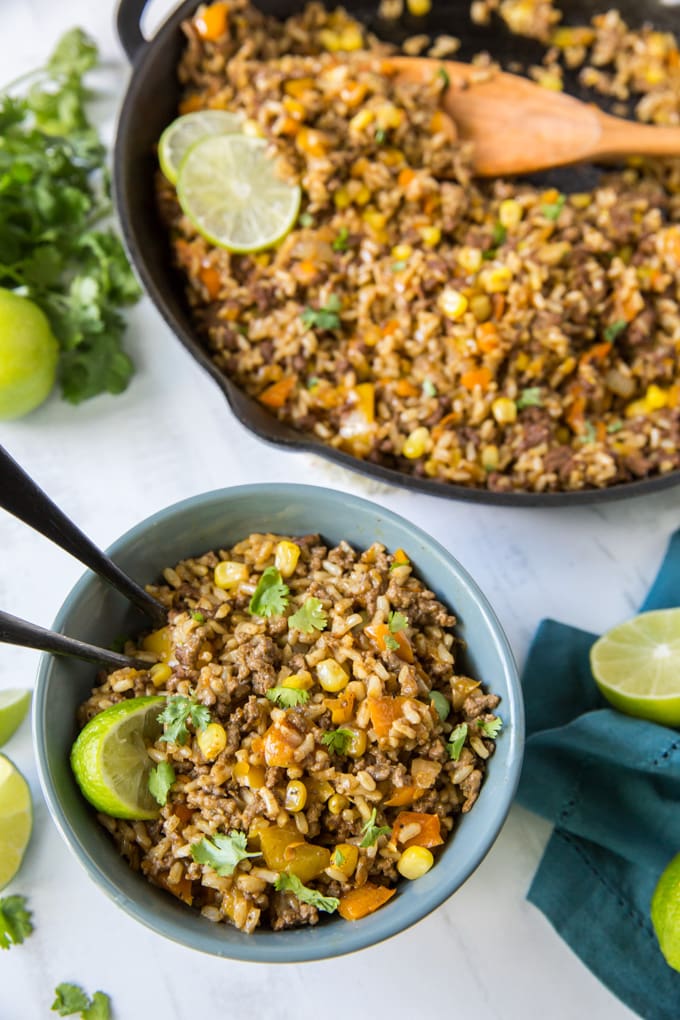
0,689,31,748
0,754,32,889
651,851,680,971
158,110,243,185
177,134,301,253
590,608,680,726
70,696,165,821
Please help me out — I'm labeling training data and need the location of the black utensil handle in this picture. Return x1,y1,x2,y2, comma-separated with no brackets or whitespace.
0,610,149,671
116,0,151,62
0,446,166,628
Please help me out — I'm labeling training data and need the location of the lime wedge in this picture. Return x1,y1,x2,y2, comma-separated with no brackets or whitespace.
651,851,680,971
0,754,32,889
590,608,680,726
177,134,301,253
70,696,165,821
158,110,243,185
0,689,31,748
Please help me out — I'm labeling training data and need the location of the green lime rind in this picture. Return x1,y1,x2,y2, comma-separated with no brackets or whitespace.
0,689,32,748
70,696,165,821
0,289,59,421
176,134,301,254
0,753,33,890
158,109,244,185
651,851,680,971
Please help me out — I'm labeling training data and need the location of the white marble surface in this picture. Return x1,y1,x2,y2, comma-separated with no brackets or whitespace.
1,1,677,1017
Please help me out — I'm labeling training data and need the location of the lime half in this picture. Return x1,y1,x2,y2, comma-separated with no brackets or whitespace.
159,110,243,185
590,608,680,726
0,689,31,748
177,134,301,253
70,696,165,821
0,754,32,889
651,851,680,971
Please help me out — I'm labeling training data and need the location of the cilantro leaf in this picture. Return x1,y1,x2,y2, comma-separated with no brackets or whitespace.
517,387,543,409
437,66,451,88
0,895,33,950
333,848,346,865
158,695,211,745
360,808,392,848
578,420,597,445
148,761,175,806
191,611,206,623
249,567,290,618
84,993,112,1020
429,690,451,721
541,194,566,220
299,211,314,228
47,28,98,77
301,294,342,331
51,984,111,1019
274,872,339,913
385,634,400,651
190,830,261,876
392,260,408,272
422,379,437,398
388,611,408,633
374,128,386,144
604,320,627,343
478,716,503,739
288,597,327,634
446,722,468,761
332,226,350,252
266,686,310,709
321,728,353,755
607,419,623,434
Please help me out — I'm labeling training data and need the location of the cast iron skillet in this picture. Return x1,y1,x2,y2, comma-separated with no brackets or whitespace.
114,0,680,506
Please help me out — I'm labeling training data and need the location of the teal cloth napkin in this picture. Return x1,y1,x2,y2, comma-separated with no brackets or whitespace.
516,530,680,1020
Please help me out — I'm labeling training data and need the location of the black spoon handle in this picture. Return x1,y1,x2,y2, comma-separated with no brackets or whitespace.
0,445,166,629
0,610,149,671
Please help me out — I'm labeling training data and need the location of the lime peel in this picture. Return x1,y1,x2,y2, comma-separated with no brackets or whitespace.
159,110,244,185
0,754,32,890
0,689,32,748
651,851,680,971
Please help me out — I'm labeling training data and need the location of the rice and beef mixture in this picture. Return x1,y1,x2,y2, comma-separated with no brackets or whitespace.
78,533,501,932
157,0,680,494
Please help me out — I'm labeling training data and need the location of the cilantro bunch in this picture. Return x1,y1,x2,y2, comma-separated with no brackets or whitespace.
0,28,140,404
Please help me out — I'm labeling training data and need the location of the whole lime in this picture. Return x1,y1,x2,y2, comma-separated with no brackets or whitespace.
0,289,59,420
651,851,680,972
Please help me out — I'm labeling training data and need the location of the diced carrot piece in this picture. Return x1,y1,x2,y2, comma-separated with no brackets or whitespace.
385,785,422,807
566,384,586,432
338,883,396,921
293,259,318,284
199,265,221,300
258,376,297,409
394,378,419,398
432,410,460,440
365,624,414,663
194,2,229,41
367,695,406,738
392,548,409,565
381,319,400,337
579,341,611,366
398,167,416,189
391,811,444,849
476,322,500,353
178,94,204,115
460,366,492,391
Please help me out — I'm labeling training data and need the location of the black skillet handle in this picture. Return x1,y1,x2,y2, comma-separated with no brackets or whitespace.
116,0,152,63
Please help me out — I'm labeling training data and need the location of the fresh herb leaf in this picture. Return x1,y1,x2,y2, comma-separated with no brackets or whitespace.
306,376,319,389
437,66,451,88
422,379,437,398
478,716,503,739
158,695,211,745
299,211,314,228
266,686,311,709
83,993,111,1020
391,260,408,272
360,808,392,847
148,761,175,806
288,597,327,634
604,320,627,343
388,611,408,633
517,387,543,409
0,895,33,950
191,830,261,876
541,194,566,220
249,566,290,618
447,722,468,761
47,28,98,77
301,294,342,331
429,690,451,721
191,611,205,623
274,872,339,913
374,128,386,144
491,222,507,246
51,983,110,1019
332,226,350,252
578,420,597,445
385,634,400,651
321,728,353,755
607,419,624,434
333,848,346,865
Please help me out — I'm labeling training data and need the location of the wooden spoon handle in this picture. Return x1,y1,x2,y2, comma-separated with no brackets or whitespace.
594,111,680,161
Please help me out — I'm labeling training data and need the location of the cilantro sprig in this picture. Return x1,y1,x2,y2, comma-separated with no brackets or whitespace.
604,320,627,343
517,387,543,409
360,808,392,848
148,761,176,806
0,895,33,950
266,686,310,709
478,716,503,739
191,830,261,877
51,983,111,1019
321,728,353,755
385,610,408,651
288,597,327,634
249,567,289,618
158,695,211,745
541,194,566,220
332,226,350,252
301,294,342,331
446,722,468,761
274,872,339,913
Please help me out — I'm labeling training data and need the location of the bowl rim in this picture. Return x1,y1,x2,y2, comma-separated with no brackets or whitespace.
33,482,524,962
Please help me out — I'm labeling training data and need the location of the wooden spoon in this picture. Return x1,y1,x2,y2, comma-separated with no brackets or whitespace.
387,57,680,176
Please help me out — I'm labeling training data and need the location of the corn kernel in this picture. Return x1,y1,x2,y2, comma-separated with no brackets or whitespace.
297,127,327,158
282,97,306,120
345,726,367,758
481,444,499,471
197,722,227,761
570,193,591,209
274,540,300,578
480,265,513,293
407,0,432,14
282,672,314,691
439,288,469,320
331,843,359,877
402,426,430,459
491,397,518,425
391,244,413,260
150,663,172,688
376,104,404,130
470,294,492,322
355,184,371,206
420,225,441,247
319,26,364,51
457,246,483,273
625,398,648,419
328,794,349,815
334,188,352,210
142,626,172,661
284,77,315,98
397,845,434,880
645,384,668,411
317,659,349,692
498,199,523,230
233,761,250,779
362,208,387,232
285,780,308,812
214,560,249,590
350,109,375,132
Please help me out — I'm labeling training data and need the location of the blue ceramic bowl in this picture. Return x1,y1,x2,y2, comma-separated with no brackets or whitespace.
34,484,523,962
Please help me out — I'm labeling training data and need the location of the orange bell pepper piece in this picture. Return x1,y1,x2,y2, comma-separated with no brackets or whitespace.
365,623,414,663
178,94,204,115
258,376,297,409
323,690,355,725
391,811,444,849
460,366,492,391
338,883,396,921
367,696,406,738
385,785,422,807
194,2,229,41
263,724,298,767
579,341,611,367
198,265,221,300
